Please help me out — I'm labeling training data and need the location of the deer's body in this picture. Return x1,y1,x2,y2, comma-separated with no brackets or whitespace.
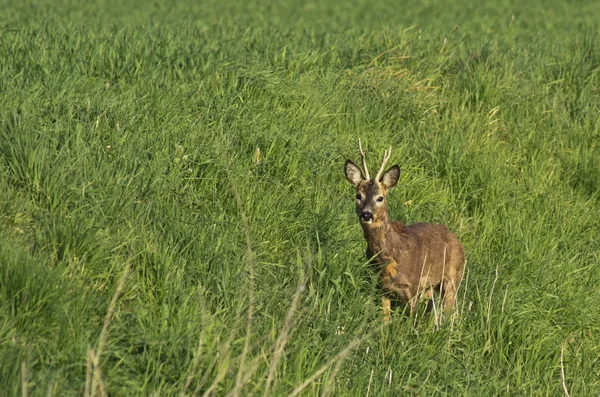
363,217,465,313
345,141,465,318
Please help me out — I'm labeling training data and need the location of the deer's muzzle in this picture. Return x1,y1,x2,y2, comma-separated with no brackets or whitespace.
360,211,374,222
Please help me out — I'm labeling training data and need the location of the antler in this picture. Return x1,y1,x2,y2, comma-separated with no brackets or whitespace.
375,146,392,181
358,138,371,180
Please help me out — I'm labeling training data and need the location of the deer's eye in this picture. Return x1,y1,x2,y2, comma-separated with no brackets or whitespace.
377,196,384,202
356,193,362,200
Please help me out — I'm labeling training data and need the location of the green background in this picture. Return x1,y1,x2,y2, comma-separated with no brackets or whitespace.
1,0,599,395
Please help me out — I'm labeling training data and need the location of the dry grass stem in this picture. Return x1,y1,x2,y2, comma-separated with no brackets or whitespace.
263,267,308,397
90,255,132,397
501,283,509,314
200,348,234,397
486,264,499,351
321,346,348,397
21,361,27,397
413,254,428,327
365,369,374,397
560,342,570,397
195,315,241,397
227,355,264,397
89,349,107,397
459,268,470,320
182,297,207,396
230,179,256,397
85,349,93,397
287,325,383,397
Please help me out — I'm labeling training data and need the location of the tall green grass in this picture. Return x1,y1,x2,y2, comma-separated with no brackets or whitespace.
1,0,600,395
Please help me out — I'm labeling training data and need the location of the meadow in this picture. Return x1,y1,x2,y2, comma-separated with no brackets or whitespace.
1,0,600,395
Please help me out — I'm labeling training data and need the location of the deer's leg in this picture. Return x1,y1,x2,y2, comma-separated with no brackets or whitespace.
381,261,400,321
442,278,458,314
385,283,417,315
407,294,419,315
422,286,434,300
382,296,391,322
389,286,417,315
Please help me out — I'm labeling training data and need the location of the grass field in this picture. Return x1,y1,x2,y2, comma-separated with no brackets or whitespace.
1,0,600,395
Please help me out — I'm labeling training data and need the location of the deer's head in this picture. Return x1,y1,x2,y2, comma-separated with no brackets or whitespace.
344,140,400,225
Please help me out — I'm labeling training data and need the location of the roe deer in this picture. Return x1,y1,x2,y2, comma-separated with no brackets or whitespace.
344,140,466,320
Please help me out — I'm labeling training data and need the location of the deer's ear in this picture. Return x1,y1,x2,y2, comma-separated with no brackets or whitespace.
381,165,400,189
345,160,363,186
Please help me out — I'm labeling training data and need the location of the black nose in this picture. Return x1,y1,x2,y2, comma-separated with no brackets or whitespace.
360,211,374,222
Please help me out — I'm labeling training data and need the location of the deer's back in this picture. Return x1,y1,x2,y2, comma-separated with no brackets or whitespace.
386,222,465,288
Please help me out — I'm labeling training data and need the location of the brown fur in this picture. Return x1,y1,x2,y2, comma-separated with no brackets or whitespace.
345,147,466,318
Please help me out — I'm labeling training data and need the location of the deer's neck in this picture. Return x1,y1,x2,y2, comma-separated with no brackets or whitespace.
362,217,392,258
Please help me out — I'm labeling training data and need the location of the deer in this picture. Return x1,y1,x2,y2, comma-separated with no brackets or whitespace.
344,140,466,321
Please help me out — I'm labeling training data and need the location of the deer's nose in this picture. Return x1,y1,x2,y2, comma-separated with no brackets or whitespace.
360,211,374,222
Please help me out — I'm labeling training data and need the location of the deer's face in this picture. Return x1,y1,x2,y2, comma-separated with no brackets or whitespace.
345,160,400,225
354,180,388,224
